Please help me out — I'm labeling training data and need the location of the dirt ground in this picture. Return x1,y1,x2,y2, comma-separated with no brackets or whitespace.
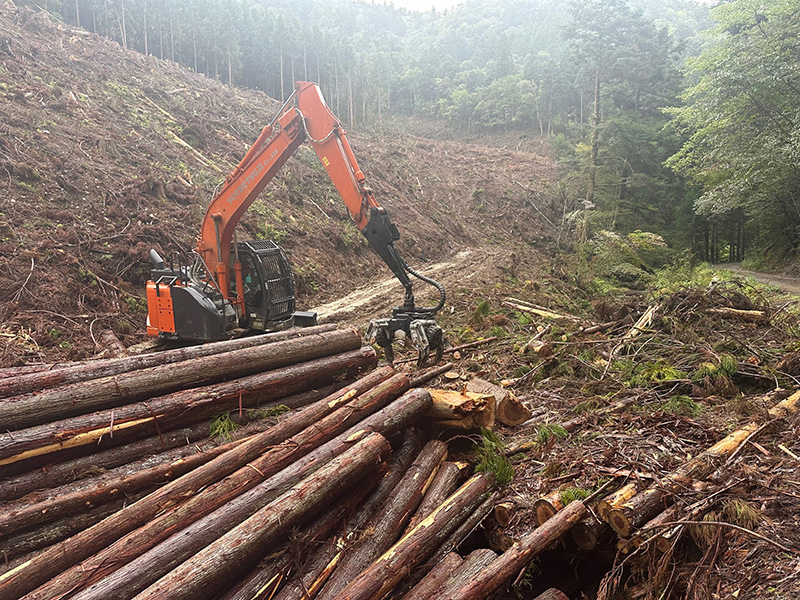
1,5,799,600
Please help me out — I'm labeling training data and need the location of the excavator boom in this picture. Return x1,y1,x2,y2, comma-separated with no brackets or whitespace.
146,81,445,364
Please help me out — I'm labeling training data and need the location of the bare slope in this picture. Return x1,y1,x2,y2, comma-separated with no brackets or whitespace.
0,5,555,365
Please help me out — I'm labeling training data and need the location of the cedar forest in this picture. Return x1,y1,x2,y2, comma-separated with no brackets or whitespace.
14,0,800,266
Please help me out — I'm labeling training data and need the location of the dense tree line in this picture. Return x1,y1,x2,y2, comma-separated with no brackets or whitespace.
14,0,799,263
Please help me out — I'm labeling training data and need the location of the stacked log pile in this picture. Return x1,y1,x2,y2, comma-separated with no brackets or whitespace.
0,326,580,600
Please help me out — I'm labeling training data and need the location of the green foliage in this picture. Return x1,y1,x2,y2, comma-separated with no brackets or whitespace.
657,394,702,417
559,486,591,505
209,413,238,441
628,361,686,387
666,0,800,259
474,428,514,486
535,422,569,444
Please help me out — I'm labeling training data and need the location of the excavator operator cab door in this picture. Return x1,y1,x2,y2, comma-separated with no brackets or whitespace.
233,240,296,333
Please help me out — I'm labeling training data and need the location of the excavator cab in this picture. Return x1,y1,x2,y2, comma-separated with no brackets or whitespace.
146,242,308,342
232,240,295,333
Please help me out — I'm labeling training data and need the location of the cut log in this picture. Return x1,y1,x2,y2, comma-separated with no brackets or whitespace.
0,327,361,430
316,439,448,600
607,390,800,538
532,589,569,600
402,461,469,536
705,307,767,323
570,516,614,551
272,431,424,600
0,493,147,562
219,466,386,600
443,501,587,600
330,473,496,600
1,364,393,600
493,502,516,528
435,548,498,600
130,433,392,600
596,482,639,522
427,389,496,430
466,379,531,427
0,434,244,538
426,491,498,568
533,490,564,525
398,553,463,600
0,324,337,400
0,421,211,502
409,363,454,388
96,330,129,358
0,347,376,467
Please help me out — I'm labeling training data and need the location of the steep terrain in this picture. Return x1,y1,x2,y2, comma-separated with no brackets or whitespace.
0,5,555,365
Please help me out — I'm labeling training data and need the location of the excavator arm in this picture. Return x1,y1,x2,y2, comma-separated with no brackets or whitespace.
148,81,445,364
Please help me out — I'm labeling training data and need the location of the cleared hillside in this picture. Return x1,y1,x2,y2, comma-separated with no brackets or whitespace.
0,5,555,365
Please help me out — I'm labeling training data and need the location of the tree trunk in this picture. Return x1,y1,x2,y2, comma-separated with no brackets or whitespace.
444,501,587,600
0,327,354,429
46,372,408,597
423,491,498,572
0,493,148,562
330,473,496,600
402,461,469,536
1,362,387,600
570,516,613,551
130,433,392,600
0,325,335,398
399,553,463,600
317,440,448,600
0,436,241,538
273,431,424,600
0,346,376,468
435,549,498,600
585,70,600,207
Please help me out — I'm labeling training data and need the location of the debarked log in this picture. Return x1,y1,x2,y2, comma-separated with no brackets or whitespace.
0,347,377,467
0,327,361,430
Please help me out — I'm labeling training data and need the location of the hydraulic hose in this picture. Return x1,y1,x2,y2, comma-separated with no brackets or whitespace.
400,255,446,315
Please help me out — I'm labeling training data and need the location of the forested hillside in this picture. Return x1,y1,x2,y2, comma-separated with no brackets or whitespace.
13,0,799,270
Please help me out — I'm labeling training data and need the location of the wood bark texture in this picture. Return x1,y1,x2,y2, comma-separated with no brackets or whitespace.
316,439,447,600
443,500,587,600
330,473,495,600
0,327,360,430
0,324,336,399
398,552,463,600
130,433,391,600
0,346,376,467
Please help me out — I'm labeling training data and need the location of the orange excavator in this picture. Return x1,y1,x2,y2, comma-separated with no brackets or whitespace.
146,81,445,364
